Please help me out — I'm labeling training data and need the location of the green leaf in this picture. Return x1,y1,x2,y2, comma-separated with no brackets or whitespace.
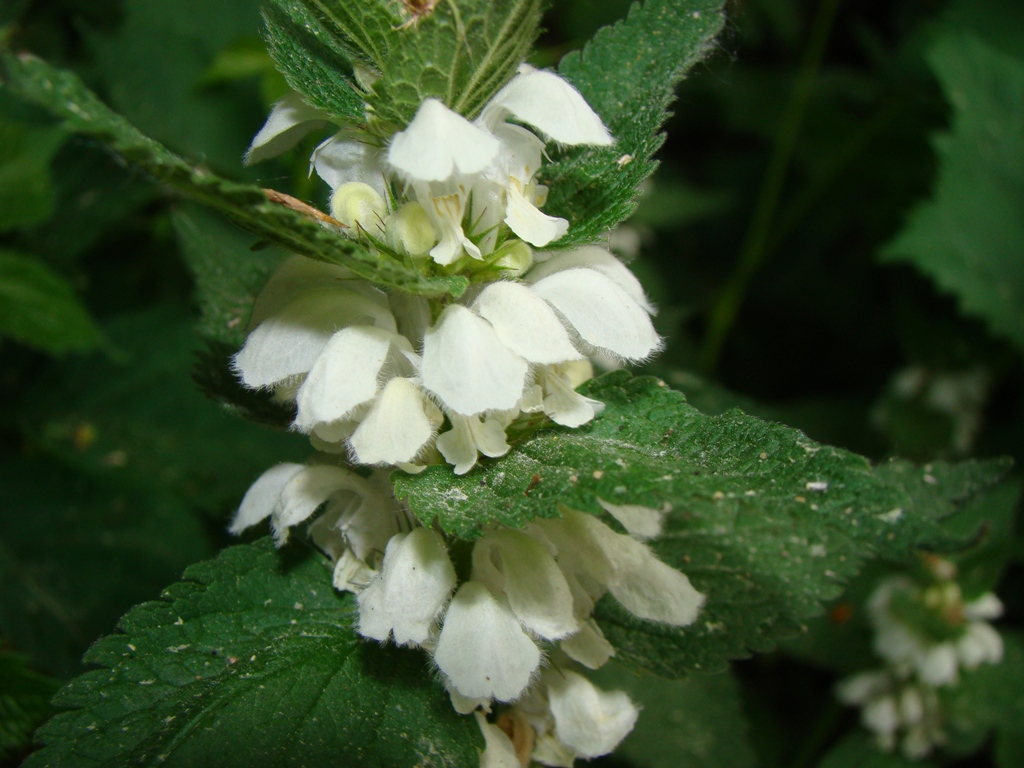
881,30,1024,352
0,51,467,299
262,0,368,121
0,249,101,355
544,0,726,246
0,456,212,676
27,539,480,768
172,205,285,346
297,0,401,71
589,666,755,768
84,0,264,172
366,0,544,132
0,115,64,232
21,304,307,517
395,371,1009,677
0,653,60,760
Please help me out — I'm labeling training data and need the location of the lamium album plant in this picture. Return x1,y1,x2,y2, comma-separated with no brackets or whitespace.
0,0,1022,766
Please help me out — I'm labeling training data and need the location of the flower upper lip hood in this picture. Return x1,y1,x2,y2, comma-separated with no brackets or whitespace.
386,67,613,186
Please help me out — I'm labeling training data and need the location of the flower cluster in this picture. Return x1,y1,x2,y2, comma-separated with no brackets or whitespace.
234,62,698,766
234,462,704,765
236,66,659,475
836,557,1004,759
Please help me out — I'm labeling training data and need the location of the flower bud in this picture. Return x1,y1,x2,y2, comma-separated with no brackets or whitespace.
330,182,387,235
385,202,438,256
492,240,534,277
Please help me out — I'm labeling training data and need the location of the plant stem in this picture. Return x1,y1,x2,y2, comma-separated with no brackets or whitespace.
698,0,844,373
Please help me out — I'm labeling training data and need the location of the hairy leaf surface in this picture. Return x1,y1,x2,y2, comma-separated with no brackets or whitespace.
366,0,544,132
544,0,726,246
26,540,480,768
395,372,1009,676
262,0,368,120
0,52,467,299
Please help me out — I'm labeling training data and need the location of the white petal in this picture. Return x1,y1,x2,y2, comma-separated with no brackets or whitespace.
531,268,661,360
472,530,578,640
421,304,528,415
546,670,638,758
899,687,925,725
538,365,603,428
918,644,959,686
312,415,362,444
248,256,368,329
957,622,1003,668
246,92,330,165
329,471,402,561
388,98,500,182
356,528,456,645
434,582,541,702
835,671,891,705
862,695,900,735
963,593,1003,621
422,187,481,266
597,498,665,540
472,282,582,365
482,70,613,146
235,290,397,389
505,184,569,246
557,509,704,626
331,550,376,592
273,465,372,544
311,134,387,197
560,619,615,670
528,246,655,314
475,713,521,768
349,377,438,465
295,326,409,430
451,689,490,715
437,413,511,475
230,463,304,534
492,123,545,181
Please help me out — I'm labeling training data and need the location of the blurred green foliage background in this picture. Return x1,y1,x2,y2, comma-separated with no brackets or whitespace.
0,0,1021,765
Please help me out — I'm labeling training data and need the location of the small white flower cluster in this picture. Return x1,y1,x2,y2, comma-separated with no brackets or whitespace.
836,558,1004,760
476,665,640,768
233,464,704,765
237,66,660,475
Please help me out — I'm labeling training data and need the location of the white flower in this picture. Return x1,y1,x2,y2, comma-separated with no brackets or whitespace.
420,248,660,472
544,669,638,759
433,507,702,703
475,712,523,768
435,581,544,702
231,462,406,593
386,69,611,265
357,527,457,645
389,98,501,182
494,663,638,768
435,412,514,476
478,68,614,147
245,92,388,199
537,506,705,628
836,669,946,760
868,574,1004,687
234,257,443,467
